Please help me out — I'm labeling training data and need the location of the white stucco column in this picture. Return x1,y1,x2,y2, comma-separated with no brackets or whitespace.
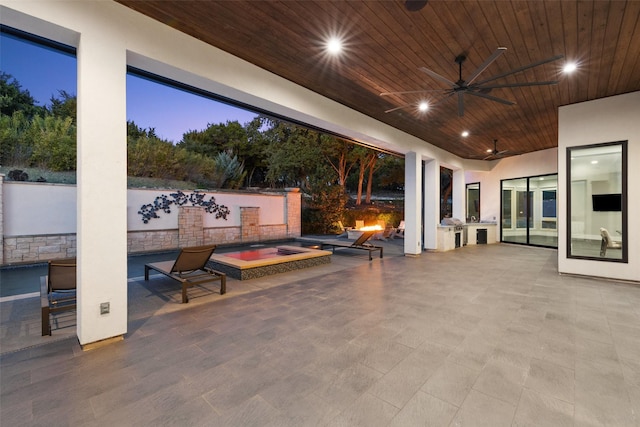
423,159,440,250
453,168,466,221
404,152,422,255
76,23,128,346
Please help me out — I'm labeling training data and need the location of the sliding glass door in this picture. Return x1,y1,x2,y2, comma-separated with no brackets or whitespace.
501,174,558,248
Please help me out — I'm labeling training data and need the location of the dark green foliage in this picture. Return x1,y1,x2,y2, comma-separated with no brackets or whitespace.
263,120,324,189
48,90,76,124
0,72,44,117
301,166,349,234
212,150,246,189
1,75,77,170
127,121,219,186
0,111,76,170
178,117,269,187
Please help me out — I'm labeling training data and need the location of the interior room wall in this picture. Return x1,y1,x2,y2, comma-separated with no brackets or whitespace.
558,91,640,282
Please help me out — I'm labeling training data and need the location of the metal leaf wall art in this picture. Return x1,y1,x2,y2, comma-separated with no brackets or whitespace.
138,190,230,223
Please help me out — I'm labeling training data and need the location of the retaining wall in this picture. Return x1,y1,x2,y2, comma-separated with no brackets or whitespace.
1,181,301,265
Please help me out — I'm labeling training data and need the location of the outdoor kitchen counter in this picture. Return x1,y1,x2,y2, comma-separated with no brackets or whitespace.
436,223,497,251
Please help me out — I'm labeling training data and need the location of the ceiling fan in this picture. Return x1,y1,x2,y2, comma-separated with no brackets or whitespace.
482,139,509,160
381,47,564,116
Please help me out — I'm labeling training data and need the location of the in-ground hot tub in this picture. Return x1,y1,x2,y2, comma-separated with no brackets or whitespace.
208,245,332,280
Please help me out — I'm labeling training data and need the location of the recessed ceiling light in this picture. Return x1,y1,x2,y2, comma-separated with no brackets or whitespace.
461,131,469,137
326,37,343,54
418,102,429,112
591,160,598,164
563,62,577,73
486,149,492,153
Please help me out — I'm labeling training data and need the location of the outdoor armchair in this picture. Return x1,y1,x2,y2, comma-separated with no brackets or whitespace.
41,258,77,336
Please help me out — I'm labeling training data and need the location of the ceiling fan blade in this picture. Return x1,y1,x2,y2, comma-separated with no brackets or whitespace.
457,92,465,117
478,80,559,89
419,67,457,87
384,92,455,114
384,103,414,113
474,54,564,86
466,90,515,105
431,91,456,107
380,89,447,96
465,47,507,85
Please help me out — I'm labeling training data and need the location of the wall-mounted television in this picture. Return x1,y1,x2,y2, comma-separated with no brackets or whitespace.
592,193,622,212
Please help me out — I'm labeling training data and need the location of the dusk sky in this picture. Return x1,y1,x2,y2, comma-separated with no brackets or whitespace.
1,32,259,143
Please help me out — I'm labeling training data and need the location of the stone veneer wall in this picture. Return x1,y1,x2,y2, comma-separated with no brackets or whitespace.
204,227,242,245
128,230,179,253
2,188,302,265
3,234,77,263
178,206,204,248
241,207,260,243
286,188,301,238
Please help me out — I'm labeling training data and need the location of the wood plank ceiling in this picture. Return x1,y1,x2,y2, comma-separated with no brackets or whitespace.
117,0,640,159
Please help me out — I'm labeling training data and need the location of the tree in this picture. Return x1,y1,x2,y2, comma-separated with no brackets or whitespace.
321,134,357,190
375,155,404,191
48,90,76,124
0,72,44,118
242,116,270,186
179,120,247,158
263,119,324,189
364,152,384,204
178,117,269,187
302,166,350,234
352,146,371,205
28,114,76,171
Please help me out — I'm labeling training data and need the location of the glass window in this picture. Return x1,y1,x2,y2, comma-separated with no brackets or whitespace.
501,174,557,248
466,183,480,222
502,189,512,228
440,166,453,221
567,141,627,262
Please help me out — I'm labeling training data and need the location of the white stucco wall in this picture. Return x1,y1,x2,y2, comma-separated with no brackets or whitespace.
3,183,289,236
558,92,640,282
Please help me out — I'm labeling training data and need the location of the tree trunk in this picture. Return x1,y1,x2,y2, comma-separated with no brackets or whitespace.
365,153,378,204
356,161,366,205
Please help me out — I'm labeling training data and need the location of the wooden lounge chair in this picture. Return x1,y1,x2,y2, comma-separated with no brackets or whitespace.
144,244,226,303
320,230,383,261
41,258,77,336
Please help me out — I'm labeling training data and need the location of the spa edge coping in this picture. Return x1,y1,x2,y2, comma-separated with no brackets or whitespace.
208,245,332,270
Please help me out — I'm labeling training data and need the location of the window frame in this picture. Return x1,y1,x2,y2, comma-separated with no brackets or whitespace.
566,140,628,263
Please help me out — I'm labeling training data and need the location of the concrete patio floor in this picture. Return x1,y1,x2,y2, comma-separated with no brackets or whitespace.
2,241,639,426
0,236,404,355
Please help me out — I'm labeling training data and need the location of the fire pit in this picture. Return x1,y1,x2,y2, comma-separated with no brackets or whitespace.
347,225,383,240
